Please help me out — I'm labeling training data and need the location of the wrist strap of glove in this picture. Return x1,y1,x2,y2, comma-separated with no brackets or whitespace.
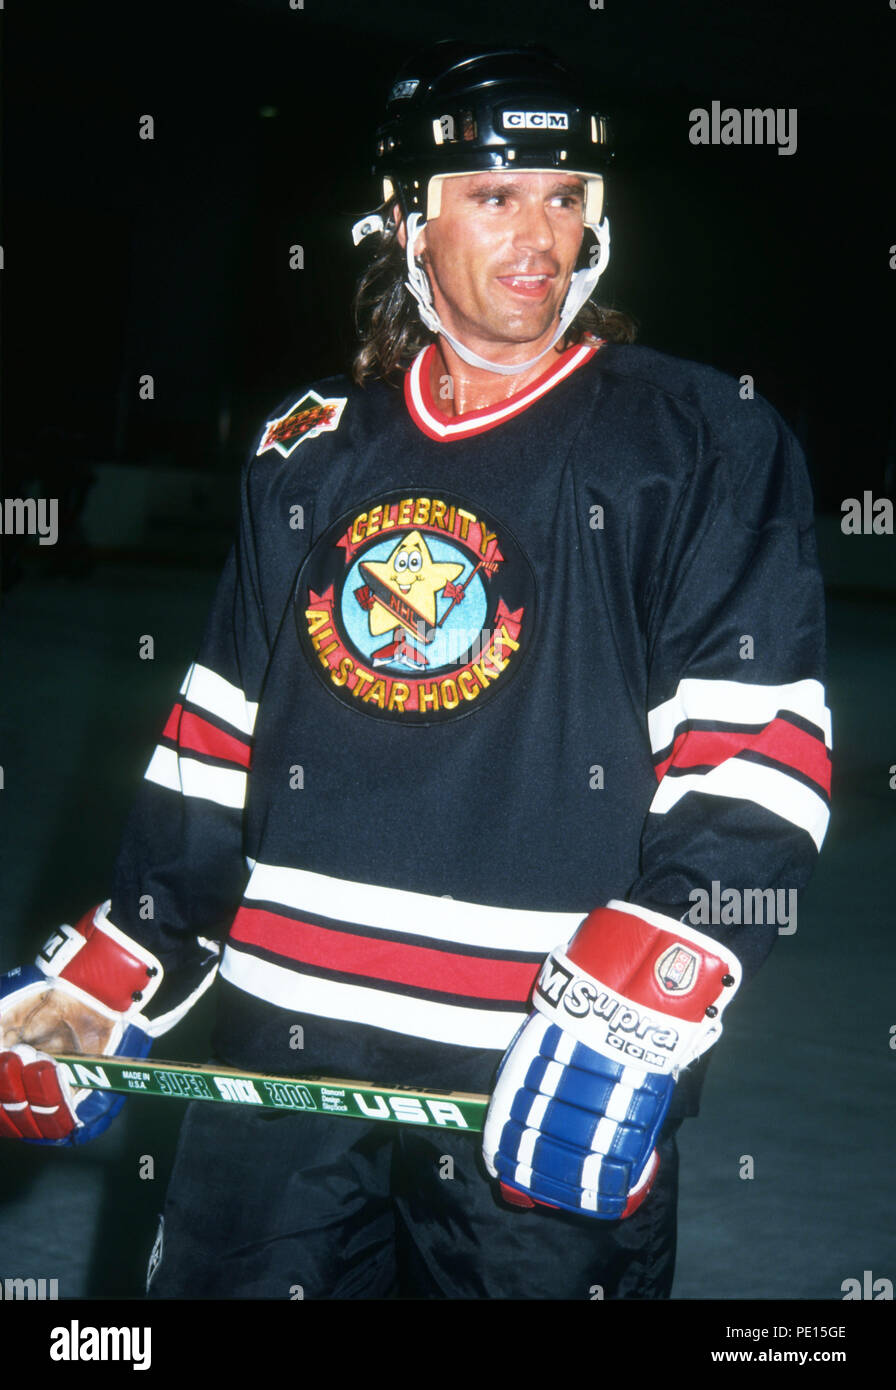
532,900,742,1076
34,902,164,1022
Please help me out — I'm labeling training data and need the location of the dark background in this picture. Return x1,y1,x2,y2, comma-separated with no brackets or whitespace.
0,0,894,1310
3,0,894,516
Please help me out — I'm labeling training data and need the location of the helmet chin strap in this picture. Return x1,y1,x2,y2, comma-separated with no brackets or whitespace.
404,211,611,376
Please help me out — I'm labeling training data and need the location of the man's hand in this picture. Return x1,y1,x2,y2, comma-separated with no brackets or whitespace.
1,987,118,1055
0,904,163,1145
483,900,741,1219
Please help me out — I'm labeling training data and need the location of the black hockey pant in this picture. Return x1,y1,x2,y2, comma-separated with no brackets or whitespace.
146,1102,680,1300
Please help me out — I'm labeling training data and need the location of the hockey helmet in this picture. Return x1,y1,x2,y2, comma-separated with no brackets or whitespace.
353,41,612,243
351,42,614,377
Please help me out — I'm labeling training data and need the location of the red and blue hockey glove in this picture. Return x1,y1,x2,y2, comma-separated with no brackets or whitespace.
483,900,741,1219
0,903,163,1145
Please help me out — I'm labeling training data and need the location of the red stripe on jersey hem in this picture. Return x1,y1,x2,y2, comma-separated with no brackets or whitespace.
162,703,252,768
653,718,831,794
229,905,541,1003
403,340,600,442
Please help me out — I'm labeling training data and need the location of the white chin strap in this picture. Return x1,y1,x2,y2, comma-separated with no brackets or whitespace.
404,211,611,376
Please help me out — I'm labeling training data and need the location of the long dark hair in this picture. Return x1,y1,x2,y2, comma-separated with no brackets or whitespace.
351,212,637,386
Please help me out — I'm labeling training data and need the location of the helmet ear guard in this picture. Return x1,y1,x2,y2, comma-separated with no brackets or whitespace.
351,211,386,246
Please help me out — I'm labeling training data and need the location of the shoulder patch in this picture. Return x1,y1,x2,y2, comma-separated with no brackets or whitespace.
257,391,347,458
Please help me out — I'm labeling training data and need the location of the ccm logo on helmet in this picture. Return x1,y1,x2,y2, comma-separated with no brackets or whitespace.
502,111,570,131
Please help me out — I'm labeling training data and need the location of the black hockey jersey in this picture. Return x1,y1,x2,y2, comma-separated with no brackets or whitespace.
107,340,831,1115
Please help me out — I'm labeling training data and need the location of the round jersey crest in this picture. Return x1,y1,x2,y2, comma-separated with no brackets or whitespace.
294,490,536,723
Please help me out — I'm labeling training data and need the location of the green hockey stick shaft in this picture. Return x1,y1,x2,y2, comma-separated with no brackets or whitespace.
54,1054,489,1132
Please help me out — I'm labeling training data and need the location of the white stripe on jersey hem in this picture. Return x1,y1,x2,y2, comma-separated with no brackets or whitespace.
180,662,259,736
647,677,832,753
243,861,585,952
407,344,596,440
649,755,830,849
219,945,528,1050
145,745,247,809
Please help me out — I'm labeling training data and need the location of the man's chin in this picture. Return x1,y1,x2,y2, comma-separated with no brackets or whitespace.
448,312,563,354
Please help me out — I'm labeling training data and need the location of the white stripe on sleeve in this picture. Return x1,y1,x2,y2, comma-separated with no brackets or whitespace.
648,677,832,754
649,756,829,849
145,745,247,809
180,662,259,736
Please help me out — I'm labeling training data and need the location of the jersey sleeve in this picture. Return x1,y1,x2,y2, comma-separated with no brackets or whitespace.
103,455,273,1036
626,393,831,983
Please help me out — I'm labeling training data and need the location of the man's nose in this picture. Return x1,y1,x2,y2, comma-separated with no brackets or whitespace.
513,197,555,252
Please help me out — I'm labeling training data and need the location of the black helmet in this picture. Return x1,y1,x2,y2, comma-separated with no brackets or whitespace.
371,41,611,232
351,41,614,377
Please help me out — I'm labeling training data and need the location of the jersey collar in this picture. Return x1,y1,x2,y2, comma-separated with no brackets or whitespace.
403,339,602,443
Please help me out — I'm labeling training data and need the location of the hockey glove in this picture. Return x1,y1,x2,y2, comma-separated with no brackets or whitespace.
483,900,741,1219
0,902,163,1145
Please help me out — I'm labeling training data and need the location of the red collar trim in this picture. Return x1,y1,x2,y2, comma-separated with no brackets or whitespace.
403,339,602,442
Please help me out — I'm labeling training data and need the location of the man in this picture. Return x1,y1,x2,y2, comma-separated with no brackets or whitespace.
0,42,831,1299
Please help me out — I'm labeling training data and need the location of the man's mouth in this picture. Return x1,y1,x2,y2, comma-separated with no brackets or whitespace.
496,273,555,299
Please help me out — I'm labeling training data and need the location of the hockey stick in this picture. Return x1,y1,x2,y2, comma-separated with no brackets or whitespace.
54,1053,489,1132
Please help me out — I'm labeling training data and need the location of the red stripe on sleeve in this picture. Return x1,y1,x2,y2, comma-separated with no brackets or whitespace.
229,906,540,1003
172,710,252,768
654,718,830,793
161,703,183,743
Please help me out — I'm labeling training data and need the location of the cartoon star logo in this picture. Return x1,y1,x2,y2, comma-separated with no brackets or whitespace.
360,530,464,635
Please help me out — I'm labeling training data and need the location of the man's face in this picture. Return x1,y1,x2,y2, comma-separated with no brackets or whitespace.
411,170,586,354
